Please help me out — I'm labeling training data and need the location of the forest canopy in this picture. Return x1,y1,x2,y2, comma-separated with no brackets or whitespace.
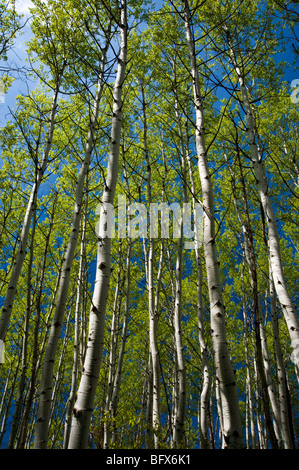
0,0,298,450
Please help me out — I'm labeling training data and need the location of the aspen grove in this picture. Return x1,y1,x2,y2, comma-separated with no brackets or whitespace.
0,0,298,450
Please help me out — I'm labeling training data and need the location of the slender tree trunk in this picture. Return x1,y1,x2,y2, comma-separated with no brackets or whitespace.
0,72,63,342
253,353,265,449
269,263,295,448
227,146,278,448
0,359,20,447
225,26,299,381
17,196,57,449
7,202,36,449
16,256,63,448
103,243,124,448
240,260,256,449
68,3,127,448
0,365,13,447
141,82,161,449
172,221,186,448
49,307,73,427
33,35,110,448
110,240,131,445
183,0,242,448
145,353,154,449
138,354,149,445
63,203,88,449
185,121,210,449
259,317,282,446
172,84,188,448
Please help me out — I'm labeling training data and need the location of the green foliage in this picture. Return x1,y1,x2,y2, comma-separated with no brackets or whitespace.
0,0,298,450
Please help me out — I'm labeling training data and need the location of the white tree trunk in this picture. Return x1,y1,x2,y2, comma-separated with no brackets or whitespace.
269,264,294,448
110,241,131,445
227,149,279,447
186,124,210,449
259,319,282,444
241,269,256,449
68,2,127,448
103,244,123,448
141,82,161,449
172,88,188,448
63,205,88,449
225,27,299,380
0,73,62,342
33,40,109,449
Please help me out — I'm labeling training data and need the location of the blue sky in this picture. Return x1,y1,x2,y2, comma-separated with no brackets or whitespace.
1,1,298,127
0,1,34,126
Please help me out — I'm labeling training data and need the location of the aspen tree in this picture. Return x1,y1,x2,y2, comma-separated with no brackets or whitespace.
185,120,210,449
140,80,162,449
103,243,124,448
33,25,111,449
0,72,63,343
226,144,278,448
0,359,19,446
17,195,58,449
269,265,295,448
182,0,242,448
68,0,128,448
240,261,256,449
110,240,131,445
225,26,299,382
7,202,37,449
63,200,88,449
0,366,13,447
171,78,188,448
104,154,133,448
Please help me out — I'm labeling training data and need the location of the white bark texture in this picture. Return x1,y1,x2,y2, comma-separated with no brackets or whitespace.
186,127,210,449
68,2,127,448
172,91,187,448
0,74,62,342
269,265,295,448
183,0,242,449
142,83,161,449
33,44,108,449
226,28,299,380
63,208,87,449
104,245,123,448
110,241,131,445
241,265,256,449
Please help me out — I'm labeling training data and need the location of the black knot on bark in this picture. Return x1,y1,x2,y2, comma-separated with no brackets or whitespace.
73,407,82,417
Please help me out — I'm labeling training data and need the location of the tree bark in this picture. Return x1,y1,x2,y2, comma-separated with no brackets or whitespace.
63,202,88,449
0,71,63,342
225,26,299,382
103,243,124,448
110,240,131,445
141,81,162,449
17,195,57,449
33,36,109,449
269,262,295,448
183,0,242,448
227,145,278,448
185,121,210,449
7,200,37,449
68,2,127,448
